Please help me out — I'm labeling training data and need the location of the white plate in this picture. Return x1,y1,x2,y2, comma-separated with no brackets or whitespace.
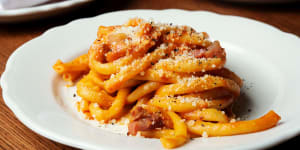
1,9,300,150
0,0,92,22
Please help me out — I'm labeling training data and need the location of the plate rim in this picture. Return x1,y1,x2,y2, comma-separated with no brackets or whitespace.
1,9,300,150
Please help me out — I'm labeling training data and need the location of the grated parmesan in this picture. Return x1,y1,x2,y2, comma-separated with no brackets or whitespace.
202,131,208,138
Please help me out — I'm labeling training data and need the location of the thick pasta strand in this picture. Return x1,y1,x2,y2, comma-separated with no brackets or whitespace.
97,25,117,39
149,95,234,112
141,129,175,138
186,110,281,137
127,81,164,104
62,72,83,83
155,57,225,73
89,88,130,122
160,112,188,149
53,54,89,82
106,39,155,62
180,108,229,123
134,68,189,83
89,46,134,75
155,75,240,97
190,88,232,99
54,60,89,74
207,68,243,87
163,30,210,47
120,79,144,88
53,54,89,74
76,74,114,108
85,70,143,90
104,43,174,93
85,70,106,87
129,94,152,113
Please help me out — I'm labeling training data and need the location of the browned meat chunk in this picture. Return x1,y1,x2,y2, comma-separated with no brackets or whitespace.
128,106,172,135
192,41,225,59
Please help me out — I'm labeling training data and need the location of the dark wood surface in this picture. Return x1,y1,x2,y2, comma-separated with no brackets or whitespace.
0,0,299,149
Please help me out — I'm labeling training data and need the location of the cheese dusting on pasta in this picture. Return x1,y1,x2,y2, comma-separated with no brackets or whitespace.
53,18,281,149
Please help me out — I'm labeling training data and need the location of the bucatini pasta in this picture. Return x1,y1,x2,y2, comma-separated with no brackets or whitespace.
53,18,281,149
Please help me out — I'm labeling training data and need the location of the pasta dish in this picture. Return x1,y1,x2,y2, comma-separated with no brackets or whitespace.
53,18,281,148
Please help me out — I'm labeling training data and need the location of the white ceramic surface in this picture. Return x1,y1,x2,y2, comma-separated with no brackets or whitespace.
0,0,92,22
1,9,300,150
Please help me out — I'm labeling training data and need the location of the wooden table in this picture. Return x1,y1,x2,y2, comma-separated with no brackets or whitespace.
0,0,299,149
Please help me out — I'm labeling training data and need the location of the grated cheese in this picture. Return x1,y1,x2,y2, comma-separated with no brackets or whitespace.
202,131,208,138
187,120,195,126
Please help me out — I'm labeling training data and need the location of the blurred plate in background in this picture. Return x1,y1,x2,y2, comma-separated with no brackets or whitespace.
0,0,93,23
